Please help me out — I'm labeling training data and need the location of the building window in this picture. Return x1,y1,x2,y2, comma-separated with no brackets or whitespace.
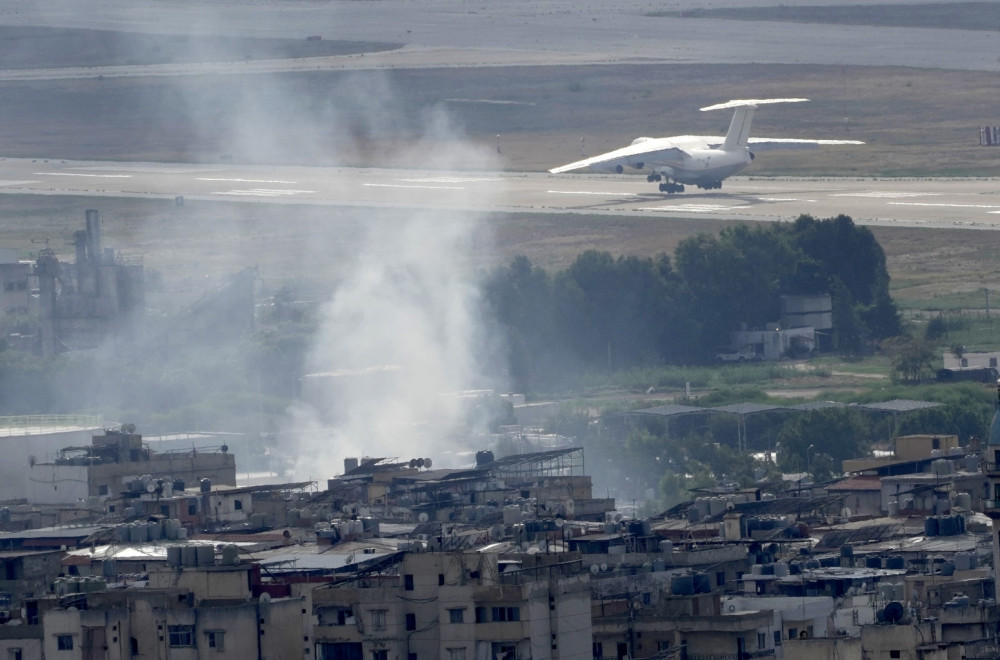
234,500,242,510
593,642,603,657
447,648,466,660
493,643,515,659
370,610,387,631
205,630,225,650
404,574,414,591
438,574,444,586
788,628,797,641
405,613,416,631
475,607,487,623
491,606,519,622
168,625,194,647
758,632,766,649
56,635,73,651
371,651,388,660
657,641,670,652
890,652,900,659
448,608,464,624
187,499,198,515
774,631,781,646
8,649,21,660
716,571,726,587
98,485,108,496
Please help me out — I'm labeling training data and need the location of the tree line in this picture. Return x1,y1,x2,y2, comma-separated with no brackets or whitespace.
483,214,901,392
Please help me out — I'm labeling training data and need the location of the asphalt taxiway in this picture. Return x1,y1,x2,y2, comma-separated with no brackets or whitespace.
1,158,999,230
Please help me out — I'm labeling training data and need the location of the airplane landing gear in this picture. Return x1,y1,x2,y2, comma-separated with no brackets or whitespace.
696,180,723,190
646,173,663,183
658,181,684,194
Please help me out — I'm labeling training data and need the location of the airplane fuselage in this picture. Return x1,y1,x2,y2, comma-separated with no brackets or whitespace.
585,135,752,188
658,146,752,186
548,99,857,194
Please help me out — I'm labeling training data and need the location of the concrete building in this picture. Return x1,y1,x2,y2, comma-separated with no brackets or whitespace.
36,210,144,356
27,426,236,508
313,550,591,660
0,415,103,504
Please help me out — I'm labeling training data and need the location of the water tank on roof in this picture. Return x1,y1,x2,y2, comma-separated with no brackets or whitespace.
196,545,214,567
955,492,972,510
181,546,197,567
173,479,185,493
938,516,958,536
924,517,939,537
129,523,146,544
693,572,711,594
866,556,882,569
885,556,905,570
167,546,182,567
221,544,239,565
200,479,212,493
671,575,694,595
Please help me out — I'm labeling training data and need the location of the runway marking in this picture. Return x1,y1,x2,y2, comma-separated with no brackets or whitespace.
214,189,315,197
639,204,753,213
888,201,1000,210
400,177,503,184
756,197,804,202
364,183,464,190
547,190,636,197
0,180,40,186
36,172,132,178
198,177,297,184
833,191,941,199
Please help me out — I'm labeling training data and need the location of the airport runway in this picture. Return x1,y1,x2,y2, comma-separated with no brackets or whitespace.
2,157,1000,230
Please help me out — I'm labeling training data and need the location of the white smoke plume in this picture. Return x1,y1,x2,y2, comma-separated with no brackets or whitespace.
288,104,505,480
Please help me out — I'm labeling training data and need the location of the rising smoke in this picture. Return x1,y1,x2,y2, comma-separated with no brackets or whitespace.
288,103,506,480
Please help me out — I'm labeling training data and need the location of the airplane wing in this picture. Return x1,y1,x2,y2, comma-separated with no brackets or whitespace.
747,137,865,151
549,139,686,174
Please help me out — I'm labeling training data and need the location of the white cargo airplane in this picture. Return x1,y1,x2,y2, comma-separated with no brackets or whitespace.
549,98,863,194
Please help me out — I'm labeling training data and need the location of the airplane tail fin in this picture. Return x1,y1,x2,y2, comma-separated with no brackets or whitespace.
721,106,755,151
701,98,809,152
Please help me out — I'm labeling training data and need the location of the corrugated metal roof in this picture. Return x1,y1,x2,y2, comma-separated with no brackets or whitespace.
711,403,789,415
786,401,848,411
858,399,942,413
627,404,711,418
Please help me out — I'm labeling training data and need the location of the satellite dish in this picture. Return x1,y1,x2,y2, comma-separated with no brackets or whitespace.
259,593,271,603
600,563,608,572
590,564,599,574
725,500,736,511
554,517,565,528
146,483,157,494
345,553,355,564
417,512,429,523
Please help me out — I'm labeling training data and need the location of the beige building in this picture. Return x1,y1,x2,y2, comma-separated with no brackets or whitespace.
41,561,307,660
313,550,591,660
28,428,236,508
